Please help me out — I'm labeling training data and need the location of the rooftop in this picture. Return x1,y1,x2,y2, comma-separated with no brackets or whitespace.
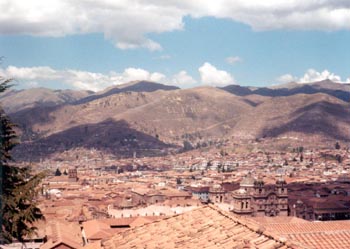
263,220,350,249
102,205,305,249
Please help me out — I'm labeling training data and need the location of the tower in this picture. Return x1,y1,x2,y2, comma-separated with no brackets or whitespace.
275,177,288,216
68,167,78,182
231,174,255,216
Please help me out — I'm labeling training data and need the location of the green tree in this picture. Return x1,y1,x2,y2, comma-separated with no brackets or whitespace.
176,178,182,185
335,141,341,150
55,168,62,176
183,140,193,151
0,78,45,244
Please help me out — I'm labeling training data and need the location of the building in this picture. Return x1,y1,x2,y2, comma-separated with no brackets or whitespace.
101,205,299,249
231,174,288,217
208,185,227,203
288,181,350,221
131,188,192,206
187,186,209,202
68,168,78,182
290,196,350,221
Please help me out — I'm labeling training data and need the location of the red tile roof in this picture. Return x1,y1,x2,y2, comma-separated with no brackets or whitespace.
101,205,306,249
265,220,350,249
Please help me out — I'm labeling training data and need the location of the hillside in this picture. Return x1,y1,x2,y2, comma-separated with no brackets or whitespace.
11,86,253,160
232,93,350,141
221,79,350,102
4,80,350,161
0,87,92,113
75,81,179,104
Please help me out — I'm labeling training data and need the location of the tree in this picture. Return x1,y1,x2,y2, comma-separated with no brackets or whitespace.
176,178,182,185
335,141,341,150
0,77,45,244
183,140,193,152
220,149,227,157
55,168,62,176
336,154,343,163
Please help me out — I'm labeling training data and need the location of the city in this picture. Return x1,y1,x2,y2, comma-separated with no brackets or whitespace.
2,1,350,249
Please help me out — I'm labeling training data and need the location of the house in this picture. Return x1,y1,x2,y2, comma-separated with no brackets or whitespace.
40,221,82,249
231,175,288,217
101,205,302,248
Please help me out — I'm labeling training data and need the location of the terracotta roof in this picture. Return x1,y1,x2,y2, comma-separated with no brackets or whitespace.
80,241,103,249
102,205,305,249
251,216,309,225
40,221,82,249
83,219,112,240
264,220,350,249
83,216,160,241
266,220,350,234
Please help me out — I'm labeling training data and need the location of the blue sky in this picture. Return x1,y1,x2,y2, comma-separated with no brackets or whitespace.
1,1,350,91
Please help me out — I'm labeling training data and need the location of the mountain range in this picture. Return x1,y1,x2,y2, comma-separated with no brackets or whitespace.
1,79,349,161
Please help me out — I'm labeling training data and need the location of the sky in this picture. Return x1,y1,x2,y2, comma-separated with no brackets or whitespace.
1,0,350,91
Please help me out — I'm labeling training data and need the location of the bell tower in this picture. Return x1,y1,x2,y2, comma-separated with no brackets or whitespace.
68,167,78,182
275,177,288,216
231,174,255,216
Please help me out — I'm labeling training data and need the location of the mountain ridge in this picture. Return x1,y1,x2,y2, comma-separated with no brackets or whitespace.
2,79,349,161
221,79,350,102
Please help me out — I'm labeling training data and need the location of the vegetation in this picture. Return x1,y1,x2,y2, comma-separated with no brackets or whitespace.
176,177,182,185
0,77,45,243
335,141,341,150
182,140,194,152
292,146,304,153
55,168,62,176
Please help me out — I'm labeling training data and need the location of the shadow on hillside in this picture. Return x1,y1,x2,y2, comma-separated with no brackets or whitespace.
259,101,350,141
74,81,179,105
221,85,350,102
10,105,62,141
13,119,176,162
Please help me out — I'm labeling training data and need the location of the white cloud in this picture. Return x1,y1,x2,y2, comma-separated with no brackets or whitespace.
5,66,60,80
198,62,235,86
277,74,298,84
171,70,197,87
0,0,185,51
0,65,199,91
150,72,167,82
2,1,350,50
277,69,350,84
299,69,343,83
64,70,115,92
226,56,242,65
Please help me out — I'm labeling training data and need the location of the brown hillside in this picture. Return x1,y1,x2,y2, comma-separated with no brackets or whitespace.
0,87,91,113
13,87,253,144
8,85,350,161
232,93,350,141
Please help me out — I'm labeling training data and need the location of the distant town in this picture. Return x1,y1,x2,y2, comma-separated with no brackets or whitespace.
3,139,348,249
2,2,350,246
